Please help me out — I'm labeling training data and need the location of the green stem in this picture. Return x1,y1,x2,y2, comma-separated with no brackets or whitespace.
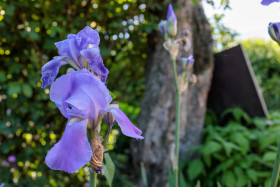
90,170,97,187
171,58,180,187
89,129,97,187
270,139,280,187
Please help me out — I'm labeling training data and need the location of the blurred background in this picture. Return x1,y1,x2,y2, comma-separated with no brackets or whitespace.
1,0,280,186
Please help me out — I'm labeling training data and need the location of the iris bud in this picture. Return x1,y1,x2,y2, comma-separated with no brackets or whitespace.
166,4,177,37
180,55,195,71
268,22,280,44
158,20,168,41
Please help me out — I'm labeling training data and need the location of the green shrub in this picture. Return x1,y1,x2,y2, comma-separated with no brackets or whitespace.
242,39,280,112
182,108,280,187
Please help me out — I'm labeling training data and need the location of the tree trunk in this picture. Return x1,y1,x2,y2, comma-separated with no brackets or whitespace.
131,1,214,186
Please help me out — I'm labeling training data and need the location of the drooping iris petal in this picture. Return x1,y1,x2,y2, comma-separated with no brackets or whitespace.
45,118,92,173
106,107,143,139
261,0,280,5
41,56,68,88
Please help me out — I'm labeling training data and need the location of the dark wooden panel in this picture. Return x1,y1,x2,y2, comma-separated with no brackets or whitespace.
207,45,268,118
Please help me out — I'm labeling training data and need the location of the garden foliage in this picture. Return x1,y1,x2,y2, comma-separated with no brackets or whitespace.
182,108,280,187
0,0,155,186
243,39,280,112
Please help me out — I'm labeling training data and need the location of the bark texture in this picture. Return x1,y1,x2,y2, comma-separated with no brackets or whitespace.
131,1,214,186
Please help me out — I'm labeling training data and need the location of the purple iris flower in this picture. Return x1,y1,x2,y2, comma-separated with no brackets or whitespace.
268,22,280,43
261,0,280,5
41,26,108,88
45,69,143,173
166,3,177,37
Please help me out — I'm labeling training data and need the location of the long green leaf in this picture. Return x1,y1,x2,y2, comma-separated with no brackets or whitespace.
103,153,115,187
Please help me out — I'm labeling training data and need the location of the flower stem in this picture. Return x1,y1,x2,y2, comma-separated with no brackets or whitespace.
270,139,280,187
171,58,180,187
89,129,97,187
90,169,97,187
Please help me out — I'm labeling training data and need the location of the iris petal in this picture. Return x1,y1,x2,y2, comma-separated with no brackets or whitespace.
72,70,112,119
261,0,280,5
55,38,81,67
80,47,109,83
77,26,100,48
65,88,96,119
45,118,92,173
106,107,144,139
50,69,111,121
41,56,68,88
49,72,72,118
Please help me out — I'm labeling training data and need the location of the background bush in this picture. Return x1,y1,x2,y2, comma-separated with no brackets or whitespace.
182,108,280,187
243,39,280,112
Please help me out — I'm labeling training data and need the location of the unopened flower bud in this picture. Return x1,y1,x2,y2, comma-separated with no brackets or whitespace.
268,22,280,44
158,20,168,40
180,55,195,71
166,4,177,37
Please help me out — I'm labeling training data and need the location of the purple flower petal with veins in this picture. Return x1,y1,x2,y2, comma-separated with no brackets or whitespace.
261,0,280,5
45,118,92,173
41,57,68,88
50,69,111,120
80,47,109,82
104,107,143,139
